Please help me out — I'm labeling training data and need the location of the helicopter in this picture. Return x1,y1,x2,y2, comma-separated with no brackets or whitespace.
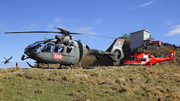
2,56,13,64
5,27,124,69
123,50,177,65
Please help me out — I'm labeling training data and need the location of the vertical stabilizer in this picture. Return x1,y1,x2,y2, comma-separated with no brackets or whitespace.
169,50,176,59
106,38,124,65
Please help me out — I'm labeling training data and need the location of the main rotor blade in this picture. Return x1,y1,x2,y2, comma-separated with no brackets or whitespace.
4,57,7,60
68,32,81,34
5,31,61,34
5,29,116,39
79,33,116,39
5,31,81,36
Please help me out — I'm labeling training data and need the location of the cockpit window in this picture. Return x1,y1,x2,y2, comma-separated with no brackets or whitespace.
36,44,44,52
135,57,138,61
67,47,72,53
29,41,44,47
26,41,45,52
42,43,54,52
129,57,135,61
54,44,64,53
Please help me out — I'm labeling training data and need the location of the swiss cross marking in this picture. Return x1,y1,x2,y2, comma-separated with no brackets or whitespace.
54,54,63,59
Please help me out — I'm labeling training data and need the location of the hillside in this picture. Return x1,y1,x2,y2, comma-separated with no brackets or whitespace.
1,39,180,100
0,65,180,100
81,37,180,67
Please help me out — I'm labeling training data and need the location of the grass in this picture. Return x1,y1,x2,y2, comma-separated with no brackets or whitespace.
0,65,180,101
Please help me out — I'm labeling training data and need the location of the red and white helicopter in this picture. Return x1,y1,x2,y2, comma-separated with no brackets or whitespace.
123,50,177,65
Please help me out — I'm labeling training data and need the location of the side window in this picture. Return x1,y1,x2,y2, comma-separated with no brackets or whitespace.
42,43,54,52
67,47,72,53
139,58,142,61
135,57,138,61
143,58,146,61
37,44,44,52
55,44,64,53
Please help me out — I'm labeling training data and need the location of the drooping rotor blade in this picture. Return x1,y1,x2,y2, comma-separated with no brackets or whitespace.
79,33,116,39
55,27,116,38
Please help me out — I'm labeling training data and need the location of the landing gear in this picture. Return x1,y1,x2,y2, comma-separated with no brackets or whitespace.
70,65,73,70
48,63,50,69
37,62,42,68
58,64,62,69
26,61,73,70
58,64,73,70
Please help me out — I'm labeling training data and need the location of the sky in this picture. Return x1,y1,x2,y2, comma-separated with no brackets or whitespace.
0,0,180,68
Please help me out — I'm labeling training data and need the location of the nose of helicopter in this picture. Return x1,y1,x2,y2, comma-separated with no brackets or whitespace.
21,46,38,60
22,41,44,61
21,48,33,61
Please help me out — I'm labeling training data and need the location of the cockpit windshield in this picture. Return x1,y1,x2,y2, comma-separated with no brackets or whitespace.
29,41,44,48
25,41,45,52
129,57,135,61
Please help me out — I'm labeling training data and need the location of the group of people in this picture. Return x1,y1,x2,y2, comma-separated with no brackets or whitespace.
161,42,179,49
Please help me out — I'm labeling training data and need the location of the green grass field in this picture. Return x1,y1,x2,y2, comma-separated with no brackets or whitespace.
1,44,180,100
0,64,180,101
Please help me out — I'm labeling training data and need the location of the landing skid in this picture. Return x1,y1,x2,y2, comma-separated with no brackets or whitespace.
26,62,73,70
26,61,33,68
26,62,46,69
58,64,73,70
37,63,43,68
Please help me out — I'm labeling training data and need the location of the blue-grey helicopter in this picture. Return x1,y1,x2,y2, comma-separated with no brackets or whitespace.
5,27,124,69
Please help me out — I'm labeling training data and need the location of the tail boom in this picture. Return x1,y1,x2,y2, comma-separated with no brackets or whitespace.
88,38,125,66
151,50,177,64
